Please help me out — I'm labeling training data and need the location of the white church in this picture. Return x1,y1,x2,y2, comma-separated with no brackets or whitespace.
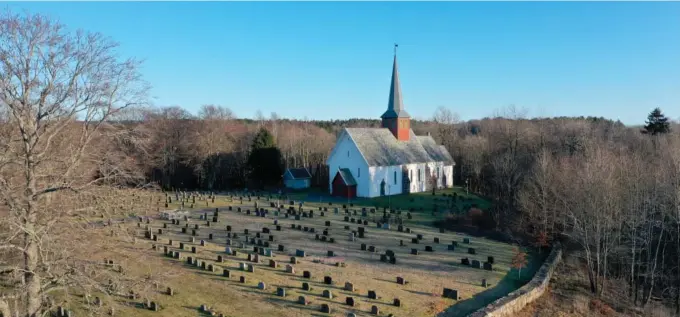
326,49,455,199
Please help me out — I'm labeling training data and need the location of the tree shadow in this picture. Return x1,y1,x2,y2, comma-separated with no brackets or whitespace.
436,252,543,317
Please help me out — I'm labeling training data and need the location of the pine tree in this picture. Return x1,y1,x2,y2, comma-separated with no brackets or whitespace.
247,128,283,188
643,107,670,135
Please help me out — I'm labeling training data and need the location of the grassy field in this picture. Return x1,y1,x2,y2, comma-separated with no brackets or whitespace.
59,188,538,317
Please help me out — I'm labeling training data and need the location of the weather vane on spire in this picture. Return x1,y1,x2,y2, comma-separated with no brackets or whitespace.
394,43,398,56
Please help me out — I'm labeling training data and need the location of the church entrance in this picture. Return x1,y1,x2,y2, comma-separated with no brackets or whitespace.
380,179,386,196
401,166,411,194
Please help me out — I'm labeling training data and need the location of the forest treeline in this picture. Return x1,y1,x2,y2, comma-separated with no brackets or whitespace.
111,104,680,313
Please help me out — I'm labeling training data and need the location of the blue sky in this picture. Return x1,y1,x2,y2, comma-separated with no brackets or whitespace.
3,2,679,125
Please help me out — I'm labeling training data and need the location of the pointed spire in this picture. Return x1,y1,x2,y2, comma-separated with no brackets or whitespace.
381,44,410,119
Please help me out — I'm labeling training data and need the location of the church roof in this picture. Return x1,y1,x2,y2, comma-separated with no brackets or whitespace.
345,128,453,167
416,135,456,165
380,54,410,119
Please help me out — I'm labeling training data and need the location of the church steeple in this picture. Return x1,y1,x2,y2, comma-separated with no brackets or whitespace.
381,44,411,141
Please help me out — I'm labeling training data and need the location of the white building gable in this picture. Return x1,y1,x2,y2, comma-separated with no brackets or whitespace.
326,47,455,198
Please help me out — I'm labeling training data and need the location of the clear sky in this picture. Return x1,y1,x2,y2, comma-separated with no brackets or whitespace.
3,2,679,125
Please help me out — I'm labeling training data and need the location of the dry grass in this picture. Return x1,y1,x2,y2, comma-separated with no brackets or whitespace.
58,191,528,317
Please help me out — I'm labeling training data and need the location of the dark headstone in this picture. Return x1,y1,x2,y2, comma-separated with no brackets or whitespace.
443,288,458,300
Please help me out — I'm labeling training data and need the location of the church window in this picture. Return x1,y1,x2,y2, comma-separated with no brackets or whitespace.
358,168,360,178
437,167,440,178
417,168,421,182
394,171,397,184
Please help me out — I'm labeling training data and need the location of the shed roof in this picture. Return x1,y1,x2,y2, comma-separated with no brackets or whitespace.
286,168,312,179
337,168,357,186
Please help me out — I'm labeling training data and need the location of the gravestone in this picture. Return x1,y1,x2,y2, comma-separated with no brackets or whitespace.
394,298,401,307
461,258,470,265
269,259,278,268
397,276,405,285
464,238,470,244
447,244,455,251
484,262,493,271
302,282,311,291
327,250,335,257
345,297,355,306
303,271,312,279
371,305,379,315
471,260,481,269
411,249,419,255
321,303,331,313
488,256,495,264
223,269,231,277
322,289,333,299
290,256,298,264
286,264,295,274
324,276,333,285
276,287,286,297
468,247,476,255
240,276,246,283
368,290,377,299
361,243,367,251
298,295,307,305
258,281,266,290
434,237,440,243
425,245,434,252
482,279,489,288
296,249,306,257
443,288,458,300
411,238,419,244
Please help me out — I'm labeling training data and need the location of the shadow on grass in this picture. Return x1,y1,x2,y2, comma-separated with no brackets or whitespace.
436,252,545,317
181,305,216,317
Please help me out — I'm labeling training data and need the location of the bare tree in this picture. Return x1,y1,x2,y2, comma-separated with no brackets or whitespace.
0,12,149,316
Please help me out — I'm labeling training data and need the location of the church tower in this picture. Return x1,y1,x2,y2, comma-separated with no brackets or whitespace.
380,45,411,141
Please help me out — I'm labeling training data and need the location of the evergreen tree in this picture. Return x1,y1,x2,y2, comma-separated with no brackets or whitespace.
643,107,670,135
247,128,283,188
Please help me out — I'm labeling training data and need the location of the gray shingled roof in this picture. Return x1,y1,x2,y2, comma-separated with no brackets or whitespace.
345,128,453,167
380,55,410,119
416,135,455,165
286,168,312,179
338,168,357,186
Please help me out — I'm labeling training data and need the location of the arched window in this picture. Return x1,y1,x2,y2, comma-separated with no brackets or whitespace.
393,170,397,184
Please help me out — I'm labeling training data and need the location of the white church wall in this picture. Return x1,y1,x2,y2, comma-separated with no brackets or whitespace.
443,165,454,187
326,131,369,195
367,165,403,198
401,163,427,194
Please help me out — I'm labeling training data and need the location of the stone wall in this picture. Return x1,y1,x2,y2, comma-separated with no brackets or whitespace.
467,244,563,317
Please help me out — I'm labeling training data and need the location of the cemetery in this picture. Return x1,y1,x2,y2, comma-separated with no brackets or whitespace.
83,188,536,317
